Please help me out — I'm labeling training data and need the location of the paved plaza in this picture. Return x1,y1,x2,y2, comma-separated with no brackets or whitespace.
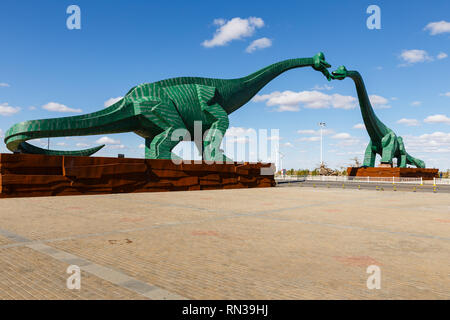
0,187,449,299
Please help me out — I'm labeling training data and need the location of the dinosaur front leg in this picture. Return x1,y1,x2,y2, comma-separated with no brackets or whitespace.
363,140,376,167
202,103,232,163
380,132,398,166
397,137,408,168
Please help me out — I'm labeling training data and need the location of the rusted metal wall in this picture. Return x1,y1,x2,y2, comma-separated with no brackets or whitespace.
347,167,439,180
0,154,275,198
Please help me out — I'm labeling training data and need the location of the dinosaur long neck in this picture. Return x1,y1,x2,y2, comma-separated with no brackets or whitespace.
347,70,389,143
223,58,314,113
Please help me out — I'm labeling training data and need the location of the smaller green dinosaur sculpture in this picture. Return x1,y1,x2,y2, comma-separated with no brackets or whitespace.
331,66,425,168
332,66,425,168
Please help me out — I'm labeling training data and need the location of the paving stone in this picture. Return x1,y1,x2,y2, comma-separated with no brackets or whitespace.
0,187,448,299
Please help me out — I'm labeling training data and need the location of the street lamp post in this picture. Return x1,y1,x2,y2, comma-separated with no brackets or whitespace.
318,122,326,166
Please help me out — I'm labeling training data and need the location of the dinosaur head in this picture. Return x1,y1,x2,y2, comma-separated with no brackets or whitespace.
312,52,332,81
331,65,348,80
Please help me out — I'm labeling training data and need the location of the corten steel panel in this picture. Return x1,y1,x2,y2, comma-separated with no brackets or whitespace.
0,154,275,198
347,167,439,180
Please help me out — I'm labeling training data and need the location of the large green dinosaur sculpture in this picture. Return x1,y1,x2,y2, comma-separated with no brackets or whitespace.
331,66,425,168
4,53,332,161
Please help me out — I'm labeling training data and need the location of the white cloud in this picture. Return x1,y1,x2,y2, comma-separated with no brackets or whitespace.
56,142,67,146
424,20,450,35
437,52,448,60
311,84,333,91
232,137,250,143
390,97,398,101
0,129,3,137
138,144,145,149
245,37,272,53
224,127,257,144
213,18,226,26
28,106,36,110
95,136,121,145
353,123,365,129
403,132,450,154
297,129,316,135
310,131,361,149
104,96,123,107
202,17,264,48
299,136,320,142
42,102,82,113
0,102,21,116
399,49,433,65
397,118,420,126
440,92,450,97
330,133,360,147
76,142,90,147
109,144,125,149
332,133,352,140
297,129,335,136
225,127,256,137
0,83,10,87
253,90,357,111
282,142,294,148
369,94,391,109
276,105,300,112
411,101,422,106
332,94,358,110
297,128,336,143
424,114,450,125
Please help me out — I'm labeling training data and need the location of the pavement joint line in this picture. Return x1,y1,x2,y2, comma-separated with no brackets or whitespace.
0,228,30,243
0,229,187,300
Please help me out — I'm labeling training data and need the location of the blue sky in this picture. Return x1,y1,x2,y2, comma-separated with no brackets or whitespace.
1,0,449,170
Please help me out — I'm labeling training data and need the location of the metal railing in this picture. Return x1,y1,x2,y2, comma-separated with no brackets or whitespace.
275,175,450,185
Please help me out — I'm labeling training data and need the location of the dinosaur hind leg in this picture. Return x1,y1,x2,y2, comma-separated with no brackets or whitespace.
406,154,426,168
134,97,186,160
363,140,376,167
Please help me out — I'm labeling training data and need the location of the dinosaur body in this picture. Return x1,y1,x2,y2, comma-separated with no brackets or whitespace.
4,53,332,161
331,66,425,168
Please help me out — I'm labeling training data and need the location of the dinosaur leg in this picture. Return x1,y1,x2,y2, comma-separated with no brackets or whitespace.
406,154,426,168
145,129,182,160
202,104,232,163
397,137,407,168
380,132,397,166
195,84,232,163
363,140,376,167
133,97,186,160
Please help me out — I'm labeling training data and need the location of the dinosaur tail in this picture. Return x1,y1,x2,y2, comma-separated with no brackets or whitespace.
4,98,136,156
